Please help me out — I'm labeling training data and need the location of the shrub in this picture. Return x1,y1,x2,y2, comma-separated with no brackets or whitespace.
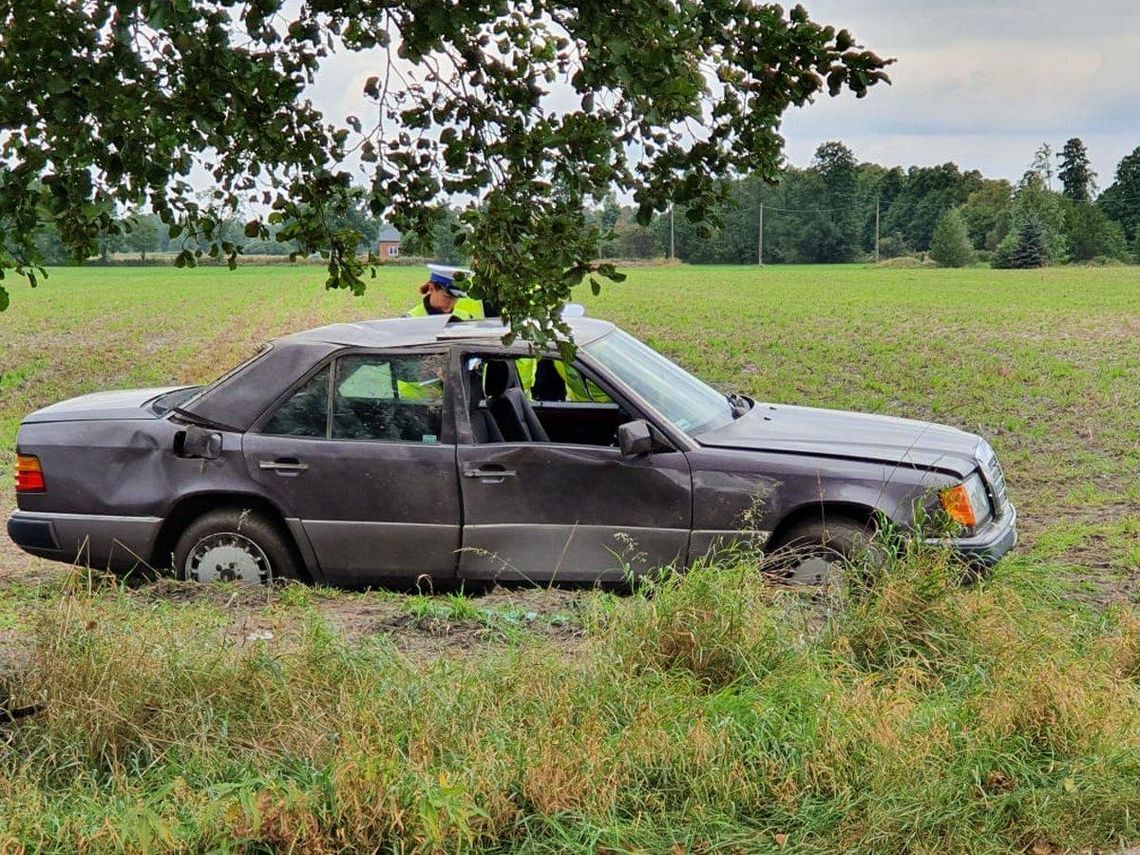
876,232,912,260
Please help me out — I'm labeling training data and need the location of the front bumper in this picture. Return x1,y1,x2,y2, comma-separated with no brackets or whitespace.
926,504,1018,567
7,510,163,572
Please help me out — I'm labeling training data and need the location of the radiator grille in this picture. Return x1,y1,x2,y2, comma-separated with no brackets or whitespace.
978,443,1009,515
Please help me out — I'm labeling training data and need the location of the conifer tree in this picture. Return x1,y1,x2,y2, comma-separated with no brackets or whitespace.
929,208,974,268
1058,138,1097,203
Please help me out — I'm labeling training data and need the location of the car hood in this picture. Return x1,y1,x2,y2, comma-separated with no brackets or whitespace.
22,387,183,424
696,401,981,478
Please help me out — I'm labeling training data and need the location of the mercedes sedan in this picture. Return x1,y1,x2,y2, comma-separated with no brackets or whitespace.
9,315,1016,586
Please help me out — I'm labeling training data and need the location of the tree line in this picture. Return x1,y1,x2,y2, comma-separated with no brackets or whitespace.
28,139,1140,269
630,138,1140,267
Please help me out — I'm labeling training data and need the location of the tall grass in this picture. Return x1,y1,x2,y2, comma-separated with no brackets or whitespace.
2,550,1139,853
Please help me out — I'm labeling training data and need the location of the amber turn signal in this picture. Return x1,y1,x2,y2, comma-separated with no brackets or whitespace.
940,483,977,528
15,454,46,493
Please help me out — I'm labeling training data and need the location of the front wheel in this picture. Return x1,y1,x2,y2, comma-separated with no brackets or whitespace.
173,509,300,585
765,517,883,588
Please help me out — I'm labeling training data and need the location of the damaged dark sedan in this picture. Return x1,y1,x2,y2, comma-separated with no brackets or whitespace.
9,315,1016,586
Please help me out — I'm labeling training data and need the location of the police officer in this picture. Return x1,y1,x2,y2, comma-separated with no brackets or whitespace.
400,265,484,400
405,264,486,320
404,264,537,392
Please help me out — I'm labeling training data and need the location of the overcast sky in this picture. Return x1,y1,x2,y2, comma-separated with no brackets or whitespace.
308,2,1140,192
778,0,1140,185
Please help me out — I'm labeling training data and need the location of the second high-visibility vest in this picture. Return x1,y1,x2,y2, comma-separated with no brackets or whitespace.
405,296,486,321
554,360,610,403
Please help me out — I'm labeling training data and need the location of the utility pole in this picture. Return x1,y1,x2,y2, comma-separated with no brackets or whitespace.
669,204,675,260
757,202,764,267
874,198,881,263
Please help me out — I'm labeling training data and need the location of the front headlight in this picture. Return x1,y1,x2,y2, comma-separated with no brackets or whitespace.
940,472,992,529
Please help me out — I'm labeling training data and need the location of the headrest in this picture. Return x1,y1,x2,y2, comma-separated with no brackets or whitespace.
483,360,510,397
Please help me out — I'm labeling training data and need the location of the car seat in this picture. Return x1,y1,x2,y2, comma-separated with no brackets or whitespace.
483,360,549,442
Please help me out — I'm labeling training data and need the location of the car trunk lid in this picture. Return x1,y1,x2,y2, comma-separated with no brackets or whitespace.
21,387,185,424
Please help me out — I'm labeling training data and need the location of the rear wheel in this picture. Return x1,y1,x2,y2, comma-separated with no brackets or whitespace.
173,509,300,585
765,517,882,588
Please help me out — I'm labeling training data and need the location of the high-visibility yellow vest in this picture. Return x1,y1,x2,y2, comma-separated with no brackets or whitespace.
516,357,537,392
554,360,611,403
405,296,485,321
396,378,444,401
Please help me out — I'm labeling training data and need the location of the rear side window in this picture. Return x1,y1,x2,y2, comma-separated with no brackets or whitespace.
260,354,449,442
261,366,330,437
333,354,447,443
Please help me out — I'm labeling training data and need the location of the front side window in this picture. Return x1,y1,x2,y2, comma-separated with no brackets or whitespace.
526,358,611,404
464,355,627,447
261,353,448,443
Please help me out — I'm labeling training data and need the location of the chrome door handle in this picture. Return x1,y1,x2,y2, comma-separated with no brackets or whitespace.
464,467,517,480
259,460,309,472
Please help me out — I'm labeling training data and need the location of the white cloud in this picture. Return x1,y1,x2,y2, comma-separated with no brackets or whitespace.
775,3,1140,183
302,1,1140,189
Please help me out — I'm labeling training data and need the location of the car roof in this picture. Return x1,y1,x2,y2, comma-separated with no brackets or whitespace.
176,314,618,431
274,314,617,350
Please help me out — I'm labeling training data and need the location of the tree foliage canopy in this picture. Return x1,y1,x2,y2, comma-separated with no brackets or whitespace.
652,140,1136,268
1099,146,1140,243
994,218,1048,270
993,175,1067,268
880,163,983,252
929,208,973,268
959,180,1013,251
0,0,890,338
1058,137,1096,203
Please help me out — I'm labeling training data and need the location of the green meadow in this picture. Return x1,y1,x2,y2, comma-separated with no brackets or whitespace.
0,263,1138,852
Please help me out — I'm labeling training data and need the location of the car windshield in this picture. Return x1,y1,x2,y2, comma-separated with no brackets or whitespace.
583,328,735,436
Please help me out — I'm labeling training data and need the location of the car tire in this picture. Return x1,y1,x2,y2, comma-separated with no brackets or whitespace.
173,508,301,585
765,516,882,588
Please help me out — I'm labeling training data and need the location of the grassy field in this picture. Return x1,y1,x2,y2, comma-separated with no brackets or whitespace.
1,263,1139,852
4,263,1138,596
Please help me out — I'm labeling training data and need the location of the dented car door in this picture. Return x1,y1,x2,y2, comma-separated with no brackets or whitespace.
243,351,462,585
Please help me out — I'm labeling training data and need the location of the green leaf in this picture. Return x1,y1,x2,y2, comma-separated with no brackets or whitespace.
0,0,890,345
0,284,8,312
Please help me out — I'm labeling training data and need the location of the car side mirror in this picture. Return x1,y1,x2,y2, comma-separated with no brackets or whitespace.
618,420,655,456
176,425,222,460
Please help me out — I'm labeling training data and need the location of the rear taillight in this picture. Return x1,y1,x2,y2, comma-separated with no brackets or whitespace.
15,454,46,493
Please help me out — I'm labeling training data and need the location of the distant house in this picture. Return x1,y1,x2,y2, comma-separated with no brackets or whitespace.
377,225,402,260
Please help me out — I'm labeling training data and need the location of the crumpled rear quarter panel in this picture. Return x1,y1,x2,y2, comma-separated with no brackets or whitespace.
15,419,257,569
